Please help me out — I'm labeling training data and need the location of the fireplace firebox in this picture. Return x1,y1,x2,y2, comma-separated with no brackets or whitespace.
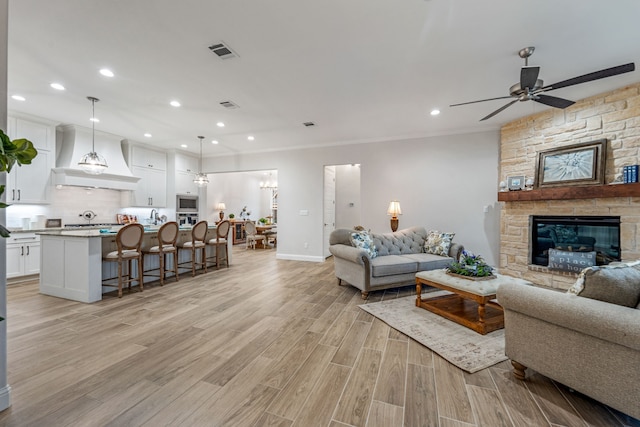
530,216,621,267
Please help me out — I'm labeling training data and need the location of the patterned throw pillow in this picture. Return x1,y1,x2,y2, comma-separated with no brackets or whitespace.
350,231,378,259
424,230,455,256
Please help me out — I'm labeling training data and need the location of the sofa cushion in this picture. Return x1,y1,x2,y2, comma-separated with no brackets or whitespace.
350,230,378,259
424,230,455,256
370,255,417,277
567,262,640,308
402,253,453,271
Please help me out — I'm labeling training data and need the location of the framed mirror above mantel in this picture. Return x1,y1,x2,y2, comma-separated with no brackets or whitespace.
498,182,640,202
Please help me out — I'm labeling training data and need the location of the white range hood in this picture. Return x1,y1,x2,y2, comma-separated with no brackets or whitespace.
53,124,140,190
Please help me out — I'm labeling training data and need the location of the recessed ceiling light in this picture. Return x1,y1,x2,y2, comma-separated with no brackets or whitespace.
216,122,225,127
144,133,152,138
247,136,255,141
430,109,441,116
211,140,219,145
99,68,114,77
170,100,181,107
181,144,188,148
89,117,100,123
50,83,65,91
11,95,25,101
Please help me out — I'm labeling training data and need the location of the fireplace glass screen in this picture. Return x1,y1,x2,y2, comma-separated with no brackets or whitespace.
530,216,621,267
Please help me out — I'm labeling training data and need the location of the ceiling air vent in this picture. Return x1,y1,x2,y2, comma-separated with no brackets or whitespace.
208,42,238,59
303,121,316,127
220,100,239,109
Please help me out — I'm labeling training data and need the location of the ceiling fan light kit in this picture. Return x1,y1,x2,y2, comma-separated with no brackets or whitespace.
450,46,635,121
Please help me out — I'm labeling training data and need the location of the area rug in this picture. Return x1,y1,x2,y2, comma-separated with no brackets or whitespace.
358,292,507,373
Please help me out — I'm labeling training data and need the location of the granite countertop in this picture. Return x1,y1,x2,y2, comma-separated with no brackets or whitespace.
37,225,217,238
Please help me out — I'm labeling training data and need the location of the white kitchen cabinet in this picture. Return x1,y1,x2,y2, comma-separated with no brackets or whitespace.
131,165,167,207
6,233,41,278
6,150,52,203
175,153,200,195
5,115,56,204
125,144,167,207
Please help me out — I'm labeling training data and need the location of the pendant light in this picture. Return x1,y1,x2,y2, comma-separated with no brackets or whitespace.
193,135,209,187
78,96,108,175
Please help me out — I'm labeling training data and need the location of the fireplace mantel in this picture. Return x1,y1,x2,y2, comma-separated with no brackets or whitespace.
498,182,640,202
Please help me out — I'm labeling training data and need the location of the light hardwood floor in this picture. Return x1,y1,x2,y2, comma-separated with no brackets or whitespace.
1,248,638,427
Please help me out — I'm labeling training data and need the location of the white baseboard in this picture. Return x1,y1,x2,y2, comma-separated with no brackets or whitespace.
276,253,325,262
0,384,11,412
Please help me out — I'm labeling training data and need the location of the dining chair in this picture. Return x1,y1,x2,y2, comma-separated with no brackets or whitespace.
142,221,179,285
178,220,208,276
207,219,231,269
102,223,145,298
244,221,266,250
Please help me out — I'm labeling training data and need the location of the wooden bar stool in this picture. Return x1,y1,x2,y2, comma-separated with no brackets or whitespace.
142,221,179,285
178,220,208,276
207,220,231,269
102,223,145,298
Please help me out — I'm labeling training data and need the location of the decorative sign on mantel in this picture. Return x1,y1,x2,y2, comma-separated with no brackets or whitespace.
534,139,607,189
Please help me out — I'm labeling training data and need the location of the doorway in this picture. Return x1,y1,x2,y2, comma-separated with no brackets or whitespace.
323,164,361,258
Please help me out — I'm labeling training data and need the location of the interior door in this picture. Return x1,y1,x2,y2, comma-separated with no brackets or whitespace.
323,166,336,258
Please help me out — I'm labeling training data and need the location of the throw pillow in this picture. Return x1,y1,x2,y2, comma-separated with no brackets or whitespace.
548,249,596,273
424,230,455,257
567,261,640,308
350,230,378,259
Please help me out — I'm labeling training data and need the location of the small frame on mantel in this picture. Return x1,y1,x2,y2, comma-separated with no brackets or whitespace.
535,139,607,189
508,175,525,191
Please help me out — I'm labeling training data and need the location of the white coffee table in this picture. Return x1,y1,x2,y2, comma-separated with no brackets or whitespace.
415,269,532,335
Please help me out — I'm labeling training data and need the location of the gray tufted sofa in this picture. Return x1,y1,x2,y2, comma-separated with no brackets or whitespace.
329,226,464,299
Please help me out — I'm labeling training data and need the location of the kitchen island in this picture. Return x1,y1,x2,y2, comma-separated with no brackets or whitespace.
37,226,230,303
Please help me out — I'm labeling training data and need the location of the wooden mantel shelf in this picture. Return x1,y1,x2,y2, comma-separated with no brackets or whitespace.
498,182,640,202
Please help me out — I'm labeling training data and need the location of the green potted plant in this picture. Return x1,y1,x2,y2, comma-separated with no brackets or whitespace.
258,217,267,225
228,213,235,219
0,129,38,237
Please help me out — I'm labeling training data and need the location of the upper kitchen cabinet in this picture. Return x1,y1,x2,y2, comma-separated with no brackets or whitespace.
175,152,199,195
122,142,167,207
5,114,56,204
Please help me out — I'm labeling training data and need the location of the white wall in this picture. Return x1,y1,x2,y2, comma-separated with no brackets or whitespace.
0,0,10,412
204,130,500,265
205,171,274,224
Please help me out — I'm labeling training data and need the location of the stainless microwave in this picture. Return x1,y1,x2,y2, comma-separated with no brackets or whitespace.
176,195,198,212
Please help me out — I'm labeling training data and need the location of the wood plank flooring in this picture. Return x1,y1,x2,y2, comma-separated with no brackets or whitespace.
1,248,638,427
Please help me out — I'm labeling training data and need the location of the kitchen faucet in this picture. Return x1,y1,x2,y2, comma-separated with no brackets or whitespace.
150,209,158,225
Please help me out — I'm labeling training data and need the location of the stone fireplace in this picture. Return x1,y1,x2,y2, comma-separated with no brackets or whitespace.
499,82,640,289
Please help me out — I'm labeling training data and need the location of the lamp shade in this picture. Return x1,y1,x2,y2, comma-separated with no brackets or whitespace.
215,202,226,210
387,201,402,217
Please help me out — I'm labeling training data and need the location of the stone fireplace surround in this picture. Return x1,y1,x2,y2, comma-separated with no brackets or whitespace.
499,82,640,290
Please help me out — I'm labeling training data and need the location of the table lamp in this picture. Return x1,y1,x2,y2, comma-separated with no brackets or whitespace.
387,200,402,232
215,202,226,222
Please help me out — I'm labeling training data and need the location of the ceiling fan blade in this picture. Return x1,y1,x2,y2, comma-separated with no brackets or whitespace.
541,62,635,91
450,95,514,107
480,99,518,121
521,66,540,90
534,94,575,109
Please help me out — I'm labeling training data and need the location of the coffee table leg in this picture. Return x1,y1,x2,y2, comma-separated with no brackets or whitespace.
478,303,486,331
416,281,422,307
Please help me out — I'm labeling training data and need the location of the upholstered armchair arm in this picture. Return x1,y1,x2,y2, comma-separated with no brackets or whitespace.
498,282,640,351
448,243,464,261
329,244,368,265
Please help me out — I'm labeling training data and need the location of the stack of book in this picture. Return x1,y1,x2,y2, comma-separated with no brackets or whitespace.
623,165,639,183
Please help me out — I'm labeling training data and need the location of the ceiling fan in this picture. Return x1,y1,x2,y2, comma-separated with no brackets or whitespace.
450,47,635,121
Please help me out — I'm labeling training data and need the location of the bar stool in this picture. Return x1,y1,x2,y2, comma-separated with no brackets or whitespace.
102,223,145,298
207,220,231,269
142,221,179,285
178,220,208,276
